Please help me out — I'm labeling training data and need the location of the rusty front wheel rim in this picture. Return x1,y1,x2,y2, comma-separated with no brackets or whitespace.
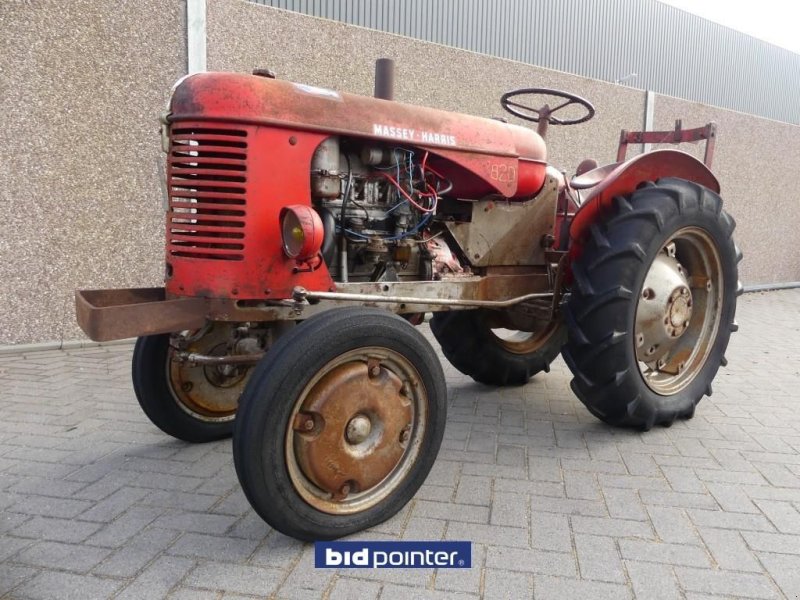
634,227,723,395
166,325,245,423
285,347,427,515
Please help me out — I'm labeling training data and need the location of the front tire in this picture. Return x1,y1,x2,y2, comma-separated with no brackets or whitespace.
132,325,248,443
233,307,447,541
562,178,740,430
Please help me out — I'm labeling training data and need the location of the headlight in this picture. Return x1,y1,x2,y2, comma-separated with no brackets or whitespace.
280,205,324,261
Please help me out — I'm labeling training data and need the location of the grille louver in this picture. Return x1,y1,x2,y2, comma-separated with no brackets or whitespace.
167,127,248,261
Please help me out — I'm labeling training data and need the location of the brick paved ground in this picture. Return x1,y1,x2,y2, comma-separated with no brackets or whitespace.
0,289,799,599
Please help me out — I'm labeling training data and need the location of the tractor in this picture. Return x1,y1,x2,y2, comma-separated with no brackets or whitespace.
76,60,740,541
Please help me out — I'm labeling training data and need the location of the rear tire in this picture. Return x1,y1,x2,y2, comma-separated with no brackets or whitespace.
562,178,740,430
431,310,565,386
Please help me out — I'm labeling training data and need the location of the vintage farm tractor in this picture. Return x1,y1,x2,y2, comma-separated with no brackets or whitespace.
76,60,740,540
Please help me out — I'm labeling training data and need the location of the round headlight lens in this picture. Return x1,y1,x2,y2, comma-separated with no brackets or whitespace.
280,205,324,260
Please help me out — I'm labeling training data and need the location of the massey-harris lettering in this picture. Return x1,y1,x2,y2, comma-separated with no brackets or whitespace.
372,123,457,145
76,60,740,542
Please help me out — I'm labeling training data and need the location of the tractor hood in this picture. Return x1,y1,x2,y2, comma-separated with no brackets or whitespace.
169,72,547,197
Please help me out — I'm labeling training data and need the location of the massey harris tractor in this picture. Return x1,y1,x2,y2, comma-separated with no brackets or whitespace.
76,60,740,541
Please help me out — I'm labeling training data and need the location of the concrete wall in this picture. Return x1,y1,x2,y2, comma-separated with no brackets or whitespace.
1,0,798,345
652,96,800,286
0,0,186,344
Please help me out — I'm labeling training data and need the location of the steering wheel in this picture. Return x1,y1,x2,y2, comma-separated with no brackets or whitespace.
501,88,595,126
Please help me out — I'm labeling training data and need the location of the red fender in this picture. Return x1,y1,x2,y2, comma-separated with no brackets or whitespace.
569,149,720,252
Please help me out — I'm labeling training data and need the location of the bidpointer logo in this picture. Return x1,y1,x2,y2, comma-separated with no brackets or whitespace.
315,541,472,569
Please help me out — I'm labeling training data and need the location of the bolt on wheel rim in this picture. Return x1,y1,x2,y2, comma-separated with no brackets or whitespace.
286,347,427,515
166,324,245,422
634,227,723,395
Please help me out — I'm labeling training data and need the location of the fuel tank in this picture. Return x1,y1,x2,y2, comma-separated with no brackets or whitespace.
170,72,548,198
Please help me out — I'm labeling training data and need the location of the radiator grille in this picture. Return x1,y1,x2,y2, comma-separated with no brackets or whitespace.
167,127,248,261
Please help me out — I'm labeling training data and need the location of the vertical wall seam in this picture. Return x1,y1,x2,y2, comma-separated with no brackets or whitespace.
643,89,655,153
187,0,207,74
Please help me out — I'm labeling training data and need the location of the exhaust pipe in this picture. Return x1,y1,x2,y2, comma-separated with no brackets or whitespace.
374,58,395,101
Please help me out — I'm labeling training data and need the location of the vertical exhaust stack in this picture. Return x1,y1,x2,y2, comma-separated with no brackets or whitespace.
374,58,395,101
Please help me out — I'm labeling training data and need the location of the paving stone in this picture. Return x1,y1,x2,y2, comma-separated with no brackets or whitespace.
530,511,573,552
675,566,780,599
625,560,681,600
484,568,531,599
454,474,491,506
11,515,102,543
618,539,711,567
575,533,626,583
697,527,762,572
380,583,478,599
490,491,528,527
184,562,283,596
571,515,653,539
533,575,633,600
758,552,800,598
116,555,195,600
328,577,382,600
0,563,38,596
15,571,123,600
167,532,260,562
646,506,701,544
486,546,576,576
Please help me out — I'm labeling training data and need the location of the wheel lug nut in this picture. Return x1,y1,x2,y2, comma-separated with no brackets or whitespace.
339,483,351,498
642,288,655,300
181,382,193,392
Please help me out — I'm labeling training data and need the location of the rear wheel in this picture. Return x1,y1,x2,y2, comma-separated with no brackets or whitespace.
132,324,253,443
562,178,740,429
233,307,447,541
431,309,565,385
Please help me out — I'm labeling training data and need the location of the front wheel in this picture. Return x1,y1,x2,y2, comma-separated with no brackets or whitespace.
132,324,252,443
233,307,447,541
562,178,741,430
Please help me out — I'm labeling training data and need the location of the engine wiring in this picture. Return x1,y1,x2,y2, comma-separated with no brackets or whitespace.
338,148,452,243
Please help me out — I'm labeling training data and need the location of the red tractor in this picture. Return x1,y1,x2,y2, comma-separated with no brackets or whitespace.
76,61,740,541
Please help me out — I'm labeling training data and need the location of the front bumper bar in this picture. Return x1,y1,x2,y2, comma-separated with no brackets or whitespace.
75,288,206,342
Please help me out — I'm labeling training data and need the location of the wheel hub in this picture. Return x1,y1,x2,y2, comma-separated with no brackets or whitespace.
635,249,693,363
345,414,372,444
292,361,413,503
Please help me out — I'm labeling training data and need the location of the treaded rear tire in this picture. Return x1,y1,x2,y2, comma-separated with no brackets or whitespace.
562,178,740,430
430,310,565,386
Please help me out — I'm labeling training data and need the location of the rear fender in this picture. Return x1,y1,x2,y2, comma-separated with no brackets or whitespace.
569,149,720,251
